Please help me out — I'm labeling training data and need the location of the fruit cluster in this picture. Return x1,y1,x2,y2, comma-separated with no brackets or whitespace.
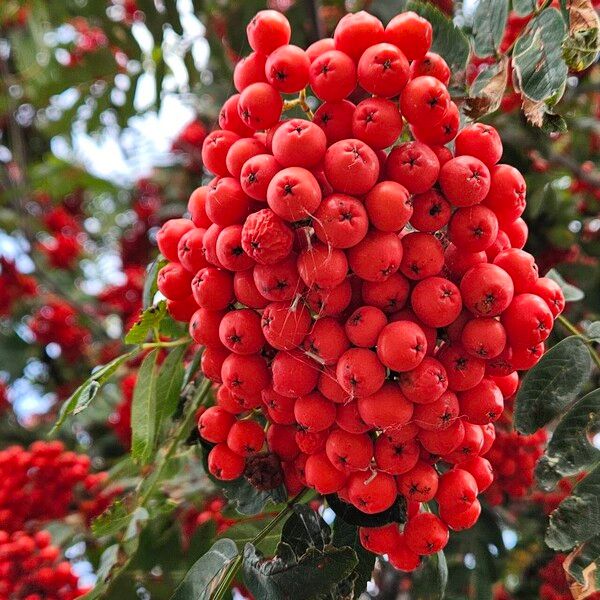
485,428,548,505
0,529,85,600
154,9,564,566
0,441,114,532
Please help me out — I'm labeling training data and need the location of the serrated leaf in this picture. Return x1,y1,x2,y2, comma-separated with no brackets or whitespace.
522,96,568,132
515,336,592,434
281,505,331,556
587,321,600,342
53,350,137,431
513,8,568,102
472,0,509,57
546,268,585,301
536,388,600,490
170,538,239,600
225,519,283,556
131,349,160,464
464,56,510,119
405,1,470,72
547,462,600,550
125,301,167,344
562,0,600,71
513,0,537,16
243,542,358,600
155,344,187,434
564,534,600,594
331,518,376,599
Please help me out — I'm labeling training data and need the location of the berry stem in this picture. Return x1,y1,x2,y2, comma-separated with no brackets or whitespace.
557,314,600,370
141,337,191,350
212,487,310,600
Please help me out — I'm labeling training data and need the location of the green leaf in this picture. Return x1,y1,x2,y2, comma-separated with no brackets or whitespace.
405,0,470,72
92,499,132,538
472,0,509,57
125,301,167,344
546,268,585,301
243,542,358,600
562,0,600,71
131,349,160,464
513,8,568,102
326,493,407,527
547,461,600,550
368,0,408,24
155,344,187,434
93,544,121,588
536,388,600,490
515,336,592,434
143,257,168,309
521,96,569,132
170,538,239,600
565,534,600,592
331,518,376,599
281,505,331,555
464,56,510,119
225,519,283,556
587,321,600,342
513,0,537,16
53,350,137,431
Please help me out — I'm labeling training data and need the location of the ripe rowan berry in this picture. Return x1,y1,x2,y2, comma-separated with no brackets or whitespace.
246,10,291,55
387,144,439,199
271,350,320,397
336,347,386,398
385,11,432,61
346,230,403,282
334,11,385,62
313,100,356,144
347,470,397,514
357,43,410,98
326,429,373,473
357,382,414,431
227,419,265,456
410,189,451,233
365,181,412,233
352,98,403,149
377,321,427,372
324,139,380,195
265,45,310,93
345,305,387,348
309,50,357,102
439,156,491,207
272,119,327,168
208,443,245,480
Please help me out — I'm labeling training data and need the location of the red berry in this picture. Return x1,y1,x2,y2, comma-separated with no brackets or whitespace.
265,45,309,93
208,443,245,480
357,43,409,98
403,513,449,555
347,470,397,514
198,407,236,443
385,11,432,61
227,419,265,456
246,10,291,55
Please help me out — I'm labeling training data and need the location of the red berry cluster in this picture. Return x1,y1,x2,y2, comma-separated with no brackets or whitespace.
0,529,85,600
485,428,547,505
28,301,92,363
181,496,234,545
0,441,114,532
155,9,563,565
0,258,36,317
